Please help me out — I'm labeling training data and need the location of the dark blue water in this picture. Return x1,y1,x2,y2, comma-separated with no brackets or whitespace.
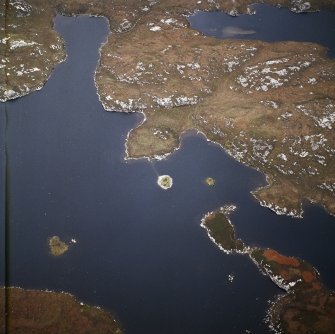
189,4,335,58
0,8,334,334
187,4,335,287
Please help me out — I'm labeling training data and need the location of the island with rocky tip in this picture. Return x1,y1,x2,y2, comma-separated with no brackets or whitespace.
1,0,334,218
0,287,123,334
201,206,335,334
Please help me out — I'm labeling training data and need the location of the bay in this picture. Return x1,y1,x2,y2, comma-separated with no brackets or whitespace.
1,6,335,333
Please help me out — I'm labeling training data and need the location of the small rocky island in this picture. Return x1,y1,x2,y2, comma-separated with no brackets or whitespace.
49,235,69,256
157,175,173,190
201,206,335,334
0,287,123,334
205,177,215,186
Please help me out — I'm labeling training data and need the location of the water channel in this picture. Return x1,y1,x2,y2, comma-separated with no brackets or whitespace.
1,5,335,333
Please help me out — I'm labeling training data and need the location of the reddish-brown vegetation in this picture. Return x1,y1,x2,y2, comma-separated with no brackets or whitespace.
263,249,300,267
0,287,122,334
301,270,316,283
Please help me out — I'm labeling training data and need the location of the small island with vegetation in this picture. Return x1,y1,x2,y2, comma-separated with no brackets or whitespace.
0,287,123,334
49,236,69,256
157,175,173,190
205,177,216,186
201,206,335,334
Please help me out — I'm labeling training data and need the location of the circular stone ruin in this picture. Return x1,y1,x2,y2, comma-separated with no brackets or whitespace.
157,175,173,190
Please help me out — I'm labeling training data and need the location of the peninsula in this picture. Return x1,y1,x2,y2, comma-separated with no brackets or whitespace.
201,206,335,334
1,0,334,218
0,287,123,334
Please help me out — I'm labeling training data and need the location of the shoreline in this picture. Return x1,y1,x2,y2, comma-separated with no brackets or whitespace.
123,125,335,219
1,6,335,334
2,8,334,220
0,286,123,333
2,1,333,103
200,205,335,334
